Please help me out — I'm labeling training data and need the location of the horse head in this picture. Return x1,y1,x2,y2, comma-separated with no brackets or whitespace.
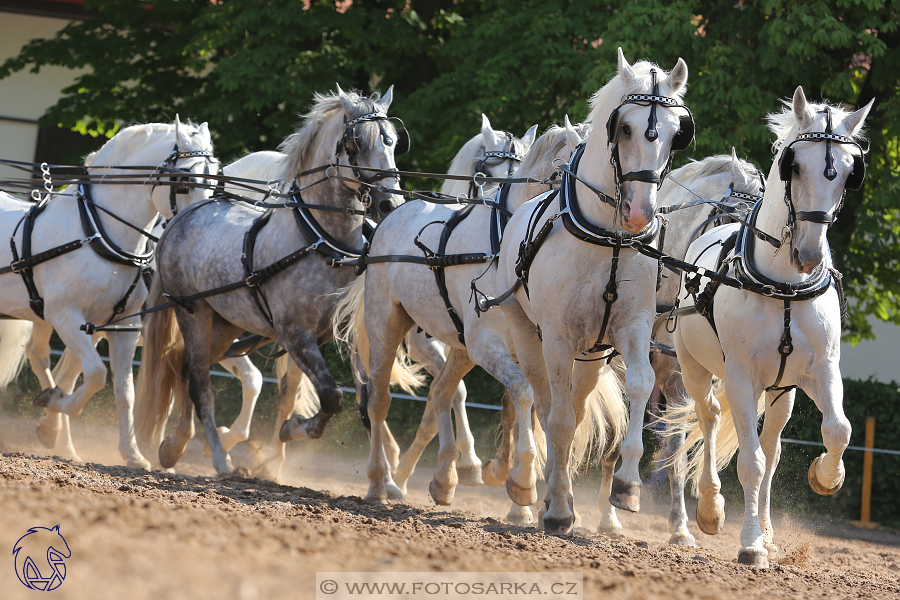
477,114,538,184
599,48,691,233
335,84,405,220
774,86,872,274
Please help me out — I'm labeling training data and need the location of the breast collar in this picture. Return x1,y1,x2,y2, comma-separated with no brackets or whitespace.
489,183,512,256
731,200,832,300
559,144,661,247
77,181,154,267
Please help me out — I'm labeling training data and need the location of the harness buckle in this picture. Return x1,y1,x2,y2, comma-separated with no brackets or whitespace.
245,272,263,288
10,259,27,274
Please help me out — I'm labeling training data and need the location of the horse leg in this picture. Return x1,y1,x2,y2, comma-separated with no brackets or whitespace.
36,341,84,450
426,349,474,506
654,351,696,547
176,306,232,475
106,328,151,469
482,390,514,486
598,453,623,535
47,339,96,461
535,337,580,534
214,356,263,452
158,374,195,469
610,323,655,513
393,396,436,495
362,299,414,504
723,369,769,568
758,389,796,554
804,368,849,495
278,330,343,443
472,323,540,509
678,348,725,537
38,319,109,419
27,322,65,420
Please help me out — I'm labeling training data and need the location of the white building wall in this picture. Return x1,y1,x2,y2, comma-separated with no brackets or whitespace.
0,12,85,180
841,319,900,384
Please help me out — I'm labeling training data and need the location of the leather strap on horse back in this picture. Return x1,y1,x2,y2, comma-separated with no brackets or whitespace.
489,184,512,256
242,208,276,325
514,189,560,297
689,230,738,339
420,203,479,346
10,199,50,318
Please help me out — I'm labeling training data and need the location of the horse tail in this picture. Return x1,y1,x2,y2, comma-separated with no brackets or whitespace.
570,361,627,474
332,274,425,394
0,320,31,391
134,276,186,452
275,355,321,418
663,382,766,495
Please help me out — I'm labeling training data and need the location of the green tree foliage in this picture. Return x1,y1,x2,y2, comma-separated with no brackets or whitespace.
1,0,898,339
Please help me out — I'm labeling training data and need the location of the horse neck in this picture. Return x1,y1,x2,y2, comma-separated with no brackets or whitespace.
572,132,619,228
749,169,806,283
86,169,159,255
292,176,365,245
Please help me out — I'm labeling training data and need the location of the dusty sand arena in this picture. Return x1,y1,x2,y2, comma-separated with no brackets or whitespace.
1,415,898,600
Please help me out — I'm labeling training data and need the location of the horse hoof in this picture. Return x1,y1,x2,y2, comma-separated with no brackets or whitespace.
695,495,725,536
34,387,64,409
506,478,537,507
738,546,769,568
279,416,309,443
609,477,641,513
668,531,697,547
35,420,61,449
127,454,152,471
457,463,484,486
158,436,186,469
364,490,389,505
542,515,575,535
481,460,507,487
505,505,534,526
386,482,405,501
429,479,455,506
808,455,843,496
597,523,624,537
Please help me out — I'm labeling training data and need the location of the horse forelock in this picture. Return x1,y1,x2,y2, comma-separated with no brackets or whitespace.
767,100,866,153
83,121,207,167
586,59,687,126
279,89,382,179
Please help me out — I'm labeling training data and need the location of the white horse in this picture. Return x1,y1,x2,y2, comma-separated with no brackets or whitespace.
334,112,626,524
134,87,409,474
266,114,538,485
494,49,692,533
670,86,872,567
643,150,767,546
0,119,217,468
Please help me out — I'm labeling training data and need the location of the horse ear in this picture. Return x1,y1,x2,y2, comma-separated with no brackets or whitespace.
730,147,750,186
564,114,583,147
376,85,394,113
792,86,815,129
667,57,688,96
336,83,355,115
521,124,539,150
617,47,637,84
174,115,190,148
197,122,210,143
840,97,874,138
481,113,497,145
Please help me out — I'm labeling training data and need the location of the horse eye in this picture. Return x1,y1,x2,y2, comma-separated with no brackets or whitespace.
384,136,394,147
621,124,632,137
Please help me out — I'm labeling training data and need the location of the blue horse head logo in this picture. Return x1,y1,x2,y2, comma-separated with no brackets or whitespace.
12,525,71,591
